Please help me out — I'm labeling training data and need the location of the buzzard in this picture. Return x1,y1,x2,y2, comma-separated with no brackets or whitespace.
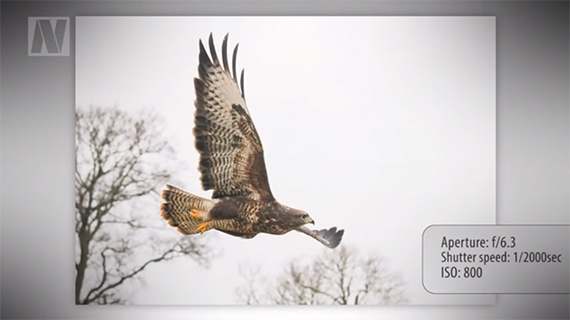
160,33,344,248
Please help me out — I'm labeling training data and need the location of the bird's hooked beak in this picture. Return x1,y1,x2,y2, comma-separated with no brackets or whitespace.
305,216,315,225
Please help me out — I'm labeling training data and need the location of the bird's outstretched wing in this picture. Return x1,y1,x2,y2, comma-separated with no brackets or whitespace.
296,226,345,249
193,33,274,201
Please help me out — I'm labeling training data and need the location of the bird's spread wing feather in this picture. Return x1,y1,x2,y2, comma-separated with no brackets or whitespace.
193,34,273,201
296,226,345,249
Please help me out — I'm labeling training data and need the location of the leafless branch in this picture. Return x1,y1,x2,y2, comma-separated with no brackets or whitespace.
236,246,407,305
75,106,211,304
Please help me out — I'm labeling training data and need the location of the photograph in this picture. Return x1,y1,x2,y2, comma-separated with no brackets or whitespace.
75,16,496,305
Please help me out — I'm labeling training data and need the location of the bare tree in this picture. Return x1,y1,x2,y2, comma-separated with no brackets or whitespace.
236,246,407,305
75,106,212,304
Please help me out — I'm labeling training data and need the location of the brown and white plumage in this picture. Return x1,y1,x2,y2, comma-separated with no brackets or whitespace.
160,33,344,248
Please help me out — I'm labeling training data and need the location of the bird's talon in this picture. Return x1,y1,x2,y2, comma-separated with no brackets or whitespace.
196,222,209,234
190,209,201,219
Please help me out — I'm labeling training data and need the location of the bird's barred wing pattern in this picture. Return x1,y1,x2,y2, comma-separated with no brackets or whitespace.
193,34,274,201
296,226,345,249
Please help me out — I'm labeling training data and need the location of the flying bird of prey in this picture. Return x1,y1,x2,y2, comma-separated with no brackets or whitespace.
160,33,344,248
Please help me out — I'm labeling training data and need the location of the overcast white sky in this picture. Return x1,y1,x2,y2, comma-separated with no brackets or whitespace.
76,16,496,305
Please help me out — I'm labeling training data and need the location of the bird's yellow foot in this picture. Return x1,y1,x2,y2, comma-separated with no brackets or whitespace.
196,222,211,234
190,208,201,219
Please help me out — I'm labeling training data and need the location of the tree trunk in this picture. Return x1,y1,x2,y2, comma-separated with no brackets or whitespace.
75,228,90,304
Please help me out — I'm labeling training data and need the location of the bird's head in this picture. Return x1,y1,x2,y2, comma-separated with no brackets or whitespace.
280,204,315,228
299,212,315,225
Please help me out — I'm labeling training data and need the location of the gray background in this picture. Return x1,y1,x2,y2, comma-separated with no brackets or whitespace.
1,0,569,319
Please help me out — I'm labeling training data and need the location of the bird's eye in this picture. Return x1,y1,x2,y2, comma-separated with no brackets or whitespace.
301,214,308,220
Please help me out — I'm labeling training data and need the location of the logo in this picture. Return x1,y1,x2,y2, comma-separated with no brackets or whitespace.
28,17,70,56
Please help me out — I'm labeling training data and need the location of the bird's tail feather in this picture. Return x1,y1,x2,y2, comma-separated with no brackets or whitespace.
160,184,214,235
